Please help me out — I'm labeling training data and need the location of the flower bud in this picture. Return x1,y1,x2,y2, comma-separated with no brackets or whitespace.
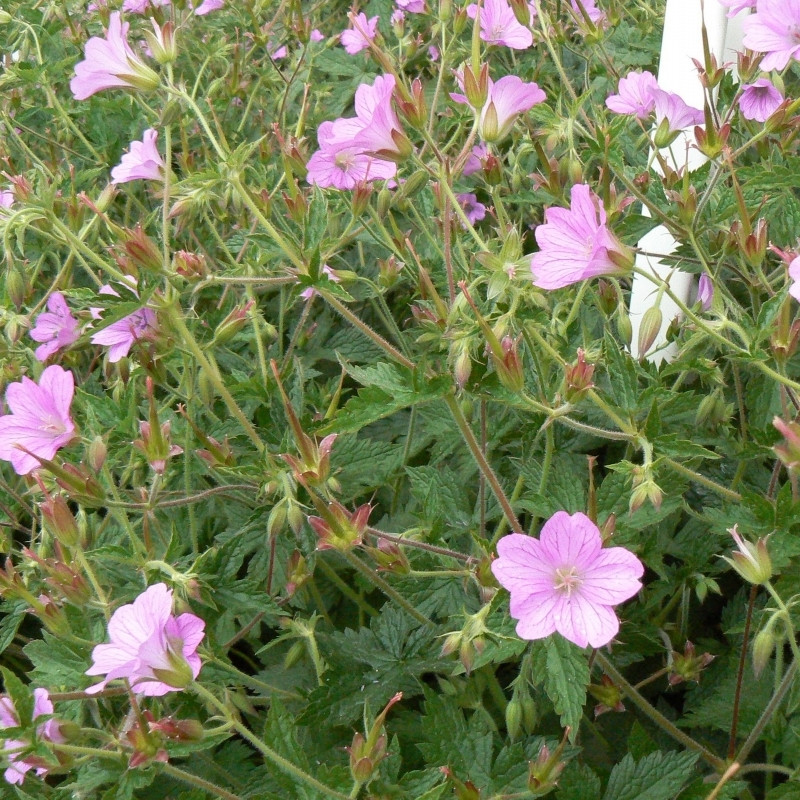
41,493,79,548
723,525,772,585
505,696,523,741
752,623,778,678
636,305,663,359
564,348,595,402
214,300,254,344
528,740,567,793
87,436,108,472
463,63,489,110
616,308,632,347
589,675,624,716
144,20,177,65
668,641,714,685
6,266,26,309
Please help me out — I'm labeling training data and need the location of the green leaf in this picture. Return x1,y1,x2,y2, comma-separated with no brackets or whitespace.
532,636,589,740
602,751,698,800
602,332,640,411
556,762,601,800
24,632,91,689
0,667,32,728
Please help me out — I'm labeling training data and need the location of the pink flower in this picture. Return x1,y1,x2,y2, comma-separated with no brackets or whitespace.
269,42,288,59
301,264,340,299
491,511,644,648
307,74,408,188
392,8,406,24
467,0,532,49
697,273,713,311
0,689,64,785
457,193,486,225
307,121,396,189
194,0,224,12
605,70,659,119
351,74,411,158
70,13,160,100
29,293,80,362
529,184,633,290
90,307,157,363
123,0,170,12
0,190,13,209
111,129,165,184
341,12,378,54
739,78,784,122
653,89,704,129
310,28,325,41
464,143,489,176
720,0,756,16
743,0,800,71
570,0,603,24
789,256,800,301
478,75,545,141
86,583,205,696
0,365,76,476
397,0,425,11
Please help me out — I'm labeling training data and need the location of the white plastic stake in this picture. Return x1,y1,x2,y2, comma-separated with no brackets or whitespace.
629,0,746,363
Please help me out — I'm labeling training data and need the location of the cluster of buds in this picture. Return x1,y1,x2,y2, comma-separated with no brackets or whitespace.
773,417,800,472
459,282,524,393
588,675,625,716
36,477,80,549
668,641,714,686
347,692,403,785
114,225,162,277
504,684,537,741
563,349,595,403
440,603,493,675
363,537,410,574
629,464,663,514
213,299,255,345
0,559,71,636
127,712,204,768
396,78,427,130
284,551,310,597
440,767,481,800
729,217,767,268
271,360,338,487
23,547,90,607
172,250,207,280
527,736,568,794
178,405,235,469
723,525,772,586
308,500,371,552
133,377,183,474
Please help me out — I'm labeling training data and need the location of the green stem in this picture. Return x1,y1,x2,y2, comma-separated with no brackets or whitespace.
342,550,435,628
594,651,725,770
735,659,799,766
192,683,351,800
662,458,742,503
166,307,265,452
162,763,243,800
316,557,379,617
320,291,415,370
208,657,300,699
444,393,522,532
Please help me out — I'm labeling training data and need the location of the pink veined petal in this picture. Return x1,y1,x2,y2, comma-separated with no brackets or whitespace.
578,548,644,605
513,591,560,640
554,592,620,648
538,511,602,570
172,613,206,652
106,584,173,653
85,642,140,675
37,365,75,422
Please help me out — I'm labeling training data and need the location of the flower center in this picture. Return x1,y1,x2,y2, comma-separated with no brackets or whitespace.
335,151,356,172
40,414,66,435
553,565,581,596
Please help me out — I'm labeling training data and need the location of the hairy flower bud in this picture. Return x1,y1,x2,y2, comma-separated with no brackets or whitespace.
723,525,772,585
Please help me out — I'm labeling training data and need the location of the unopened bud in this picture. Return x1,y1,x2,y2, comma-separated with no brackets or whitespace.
637,305,663,358
617,308,633,347
752,624,777,678
724,525,772,585
87,436,107,472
